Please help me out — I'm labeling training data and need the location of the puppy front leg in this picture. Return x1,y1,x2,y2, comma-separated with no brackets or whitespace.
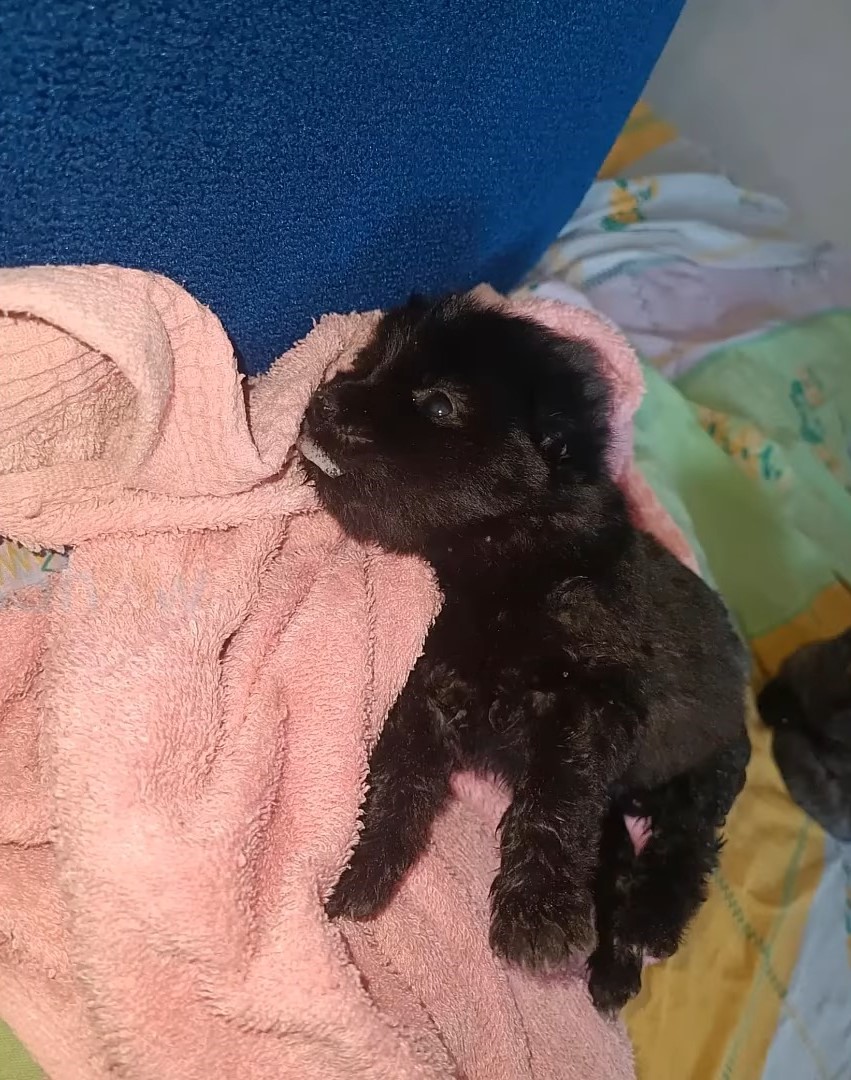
326,676,453,921
489,765,603,968
489,685,640,969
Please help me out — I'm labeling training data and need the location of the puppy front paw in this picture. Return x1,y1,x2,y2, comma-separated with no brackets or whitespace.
325,848,398,921
489,882,595,969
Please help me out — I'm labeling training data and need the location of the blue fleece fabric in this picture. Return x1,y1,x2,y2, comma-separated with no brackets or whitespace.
0,1,682,373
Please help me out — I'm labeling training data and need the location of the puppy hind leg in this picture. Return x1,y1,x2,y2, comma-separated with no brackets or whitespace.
615,742,748,961
587,807,643,1014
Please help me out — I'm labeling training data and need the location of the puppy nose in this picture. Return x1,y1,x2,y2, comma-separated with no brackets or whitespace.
309,386,339,426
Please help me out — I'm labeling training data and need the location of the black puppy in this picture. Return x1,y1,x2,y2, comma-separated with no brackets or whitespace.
301,295,750,1012
758,628,851,841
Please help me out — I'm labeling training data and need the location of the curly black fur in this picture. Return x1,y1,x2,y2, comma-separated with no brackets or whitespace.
303,295,750,1012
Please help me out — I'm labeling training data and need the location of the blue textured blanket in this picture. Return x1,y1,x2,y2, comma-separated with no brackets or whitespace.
0,1,681,372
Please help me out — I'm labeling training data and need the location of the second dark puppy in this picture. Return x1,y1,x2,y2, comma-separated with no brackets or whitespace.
758,627,851,841
301,295,750,1011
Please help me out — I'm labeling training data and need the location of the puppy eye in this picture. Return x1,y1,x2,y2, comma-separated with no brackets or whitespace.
415,390,455,421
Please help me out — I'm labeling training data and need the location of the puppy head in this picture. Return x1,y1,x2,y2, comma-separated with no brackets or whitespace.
300,295,611,554
759,628,851,742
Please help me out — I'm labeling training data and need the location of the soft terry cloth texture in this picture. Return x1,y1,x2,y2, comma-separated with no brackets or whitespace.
0,0,683,373
0,266,688,1079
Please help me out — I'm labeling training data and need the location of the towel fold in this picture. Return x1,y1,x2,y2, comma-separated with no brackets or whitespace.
0,265,688,1078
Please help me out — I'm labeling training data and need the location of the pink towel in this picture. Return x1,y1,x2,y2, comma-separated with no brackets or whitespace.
0,266,691,1079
